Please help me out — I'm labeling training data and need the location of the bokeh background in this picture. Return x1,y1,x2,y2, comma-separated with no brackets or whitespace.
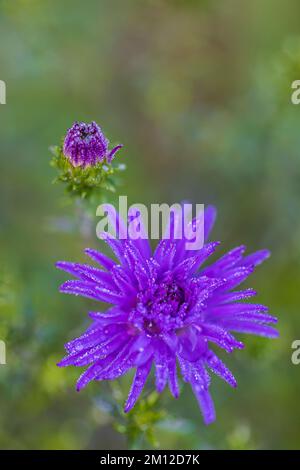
1,0,300,450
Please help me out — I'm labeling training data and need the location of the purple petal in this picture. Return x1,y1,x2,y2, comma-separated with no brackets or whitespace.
173,242,220,279
95,339,137,380
155,359,168,394
59,280,123,304
233,312,277,323
178,327,208,362
221,320,279,338
239,249,270,268
56,261,115,289
154,240,176,270
124,360,153,412
76,362,104,391
206,350,237,388
168,357,179,398
135,344,154,366
88,309,127,323
207,303,269,317
64,323,121,354
133,262,151,290
76,340,136,389
84,248,116,270
206,302,277,324
102,237,127,265
201,323,244,352
216,266,255,291
111,265,137,295
211,288,257,304
58,333,127,367
202,245,246,276
191,385,216,425
123,241,147,272
106,144,123,163
178,357,210,387
178,358,214,424
193,242,220,271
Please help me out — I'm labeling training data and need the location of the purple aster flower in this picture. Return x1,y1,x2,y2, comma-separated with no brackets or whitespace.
56,206,278,424
63,121,123,167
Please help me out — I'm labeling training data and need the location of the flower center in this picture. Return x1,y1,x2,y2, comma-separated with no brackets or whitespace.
80,129,89,139
132,280,187,335
78,123,94,141
149,282,185,317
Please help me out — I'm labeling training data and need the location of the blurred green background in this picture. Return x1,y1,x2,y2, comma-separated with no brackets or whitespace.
1,0,300,450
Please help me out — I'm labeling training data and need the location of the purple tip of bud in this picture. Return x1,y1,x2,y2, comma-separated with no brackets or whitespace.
106,144,123,163
63,121,122,168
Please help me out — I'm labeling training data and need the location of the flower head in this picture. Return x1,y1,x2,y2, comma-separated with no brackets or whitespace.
63,121,123,167
56,206,278,424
